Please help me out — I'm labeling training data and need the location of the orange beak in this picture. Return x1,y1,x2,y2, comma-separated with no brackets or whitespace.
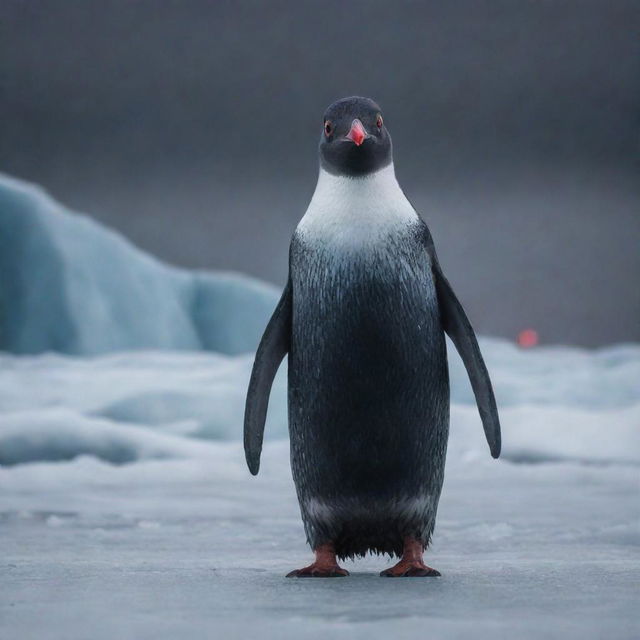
346,119,367,146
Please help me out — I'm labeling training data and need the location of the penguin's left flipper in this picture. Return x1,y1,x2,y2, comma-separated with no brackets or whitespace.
243,279,292,475
422,227,502,458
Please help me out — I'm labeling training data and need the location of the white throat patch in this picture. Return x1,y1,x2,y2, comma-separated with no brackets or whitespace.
296,163,419,244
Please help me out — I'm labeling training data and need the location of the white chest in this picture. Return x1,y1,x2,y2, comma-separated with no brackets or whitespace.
296,164,419,249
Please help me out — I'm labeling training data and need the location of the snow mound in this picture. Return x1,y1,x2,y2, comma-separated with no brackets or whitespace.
451,339,640,409
0,408,210,466
0,173,279,355
0,350,288,443
449,404,640,466
2,400,637,469
0,343,637,467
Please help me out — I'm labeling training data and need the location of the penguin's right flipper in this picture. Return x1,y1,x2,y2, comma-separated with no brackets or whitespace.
243,279,292,475
421,226,502,459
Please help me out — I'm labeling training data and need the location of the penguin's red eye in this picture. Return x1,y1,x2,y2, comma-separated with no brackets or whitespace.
324,121,333,137
376,115,383,129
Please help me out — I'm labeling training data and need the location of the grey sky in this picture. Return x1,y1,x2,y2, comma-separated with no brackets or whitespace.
1,0,638,346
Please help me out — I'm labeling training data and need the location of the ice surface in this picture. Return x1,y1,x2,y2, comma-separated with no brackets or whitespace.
1,342,639,638
1,445,638,639
0,173,279,355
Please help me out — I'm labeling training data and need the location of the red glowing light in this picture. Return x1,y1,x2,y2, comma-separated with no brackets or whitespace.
517,329,539,348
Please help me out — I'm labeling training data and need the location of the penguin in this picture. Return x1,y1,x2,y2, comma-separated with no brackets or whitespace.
244,96,501,577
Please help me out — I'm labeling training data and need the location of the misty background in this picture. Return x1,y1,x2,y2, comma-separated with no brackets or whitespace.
1,0,638,346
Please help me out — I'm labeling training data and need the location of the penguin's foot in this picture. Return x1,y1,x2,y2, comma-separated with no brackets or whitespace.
380,536,441,577
380,560,440,577
286,563,349,578
286,542,349,578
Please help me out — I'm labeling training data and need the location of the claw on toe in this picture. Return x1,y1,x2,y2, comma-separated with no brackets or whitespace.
380,562,440,577
286,565,349,578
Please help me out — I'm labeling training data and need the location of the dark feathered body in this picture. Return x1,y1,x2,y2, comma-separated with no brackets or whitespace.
287,168,449,559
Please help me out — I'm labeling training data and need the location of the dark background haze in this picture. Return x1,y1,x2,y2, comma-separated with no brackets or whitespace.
1,0,638,346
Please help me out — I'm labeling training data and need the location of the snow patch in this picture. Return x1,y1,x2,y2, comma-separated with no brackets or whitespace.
449,404,640,466
0,408,212,466
451,338,640,409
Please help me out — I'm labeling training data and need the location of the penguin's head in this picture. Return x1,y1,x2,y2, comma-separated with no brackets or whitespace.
319,96,392,177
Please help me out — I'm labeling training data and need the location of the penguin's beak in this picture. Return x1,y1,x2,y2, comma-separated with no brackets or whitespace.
345,119,368,146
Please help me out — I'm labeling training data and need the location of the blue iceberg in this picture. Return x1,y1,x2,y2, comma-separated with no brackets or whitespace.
0,174,279,355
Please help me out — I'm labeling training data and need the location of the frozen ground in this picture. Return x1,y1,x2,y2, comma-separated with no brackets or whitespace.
1,342,639,639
